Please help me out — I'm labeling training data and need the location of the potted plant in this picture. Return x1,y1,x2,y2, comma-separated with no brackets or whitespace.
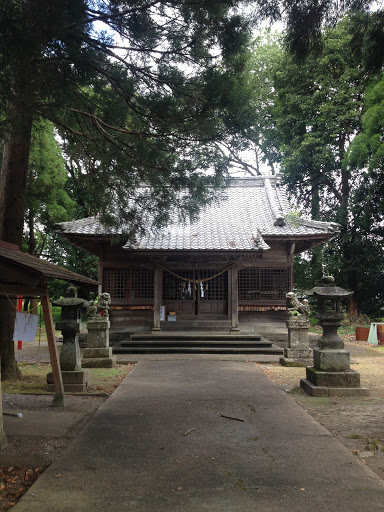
355,326,370,341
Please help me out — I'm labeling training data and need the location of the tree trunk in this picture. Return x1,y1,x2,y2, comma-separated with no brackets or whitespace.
0,298,21,380
309,169,323,285
0,103,33,244
0,97,33,380
348,296,359,318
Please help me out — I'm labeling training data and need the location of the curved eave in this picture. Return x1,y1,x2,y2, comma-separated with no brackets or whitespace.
263,233,335,254
59,233,128,256
125,248,266,258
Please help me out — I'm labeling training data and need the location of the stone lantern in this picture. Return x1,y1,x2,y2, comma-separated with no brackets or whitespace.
47,285,90,392
300,276,368,396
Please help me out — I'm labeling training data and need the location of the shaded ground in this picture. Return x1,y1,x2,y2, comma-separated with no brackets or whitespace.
257,336,384,481
1,351,134,512
2,336,384,510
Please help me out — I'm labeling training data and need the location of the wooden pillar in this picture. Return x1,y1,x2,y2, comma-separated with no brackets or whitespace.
230,264,240,333
41,286,65,406
152,264,162,333
0,362,7,449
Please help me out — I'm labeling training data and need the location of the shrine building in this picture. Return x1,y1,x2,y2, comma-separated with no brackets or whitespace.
57,176,337,342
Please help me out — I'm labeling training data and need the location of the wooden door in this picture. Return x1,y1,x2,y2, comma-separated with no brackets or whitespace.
163,269,228,316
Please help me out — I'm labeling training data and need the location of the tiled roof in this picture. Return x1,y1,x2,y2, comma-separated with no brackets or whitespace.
57,176,338,252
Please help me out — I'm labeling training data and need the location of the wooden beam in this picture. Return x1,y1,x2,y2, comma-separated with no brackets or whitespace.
152,264,162,333
0,362,7,449
0,285,46,297
230,264,240,332
41,287,65,406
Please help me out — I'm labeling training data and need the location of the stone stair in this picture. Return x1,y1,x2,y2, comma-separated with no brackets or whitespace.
113,333,283,355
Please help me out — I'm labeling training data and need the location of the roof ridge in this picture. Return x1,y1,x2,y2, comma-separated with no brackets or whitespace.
263,176,286,227
298,219,340,232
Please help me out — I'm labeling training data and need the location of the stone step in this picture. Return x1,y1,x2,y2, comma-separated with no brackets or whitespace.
113,345,282,355
129,333,263,342
119,340,269,348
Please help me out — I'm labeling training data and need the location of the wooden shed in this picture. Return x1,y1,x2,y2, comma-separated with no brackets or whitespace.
0,240,99,448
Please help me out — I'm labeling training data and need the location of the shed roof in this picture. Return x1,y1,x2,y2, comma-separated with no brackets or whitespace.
0,241,99,297
57,176,338,253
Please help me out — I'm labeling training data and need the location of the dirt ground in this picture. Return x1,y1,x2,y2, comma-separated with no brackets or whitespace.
1,337,384,510
257,335,384,482
0,394,106,511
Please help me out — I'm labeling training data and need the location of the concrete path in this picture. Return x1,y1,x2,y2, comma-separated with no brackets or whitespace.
12,360,384,511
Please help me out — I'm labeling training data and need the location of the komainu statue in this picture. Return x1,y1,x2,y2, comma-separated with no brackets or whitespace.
286,292,310,317
86,293,111,319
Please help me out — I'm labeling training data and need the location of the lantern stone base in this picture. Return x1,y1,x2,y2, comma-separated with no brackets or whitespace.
313,348,350,372
300,367,369,397
82,347,117,368
47,370,91,393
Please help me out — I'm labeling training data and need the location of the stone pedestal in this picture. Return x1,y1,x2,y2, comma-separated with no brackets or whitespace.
47,370,91,393
82,318,116,368
58,324,82,371
280,316,312,366
300,276,368,397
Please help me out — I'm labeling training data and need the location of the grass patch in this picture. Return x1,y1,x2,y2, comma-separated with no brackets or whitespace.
2,362,134,395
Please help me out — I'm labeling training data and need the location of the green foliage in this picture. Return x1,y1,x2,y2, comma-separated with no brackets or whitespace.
0,0,269,235
283,1,384,71
251,18,384,316
23,120,76,255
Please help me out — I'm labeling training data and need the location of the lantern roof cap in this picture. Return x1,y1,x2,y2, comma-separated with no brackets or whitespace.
53,286,88,307
306,276,354,299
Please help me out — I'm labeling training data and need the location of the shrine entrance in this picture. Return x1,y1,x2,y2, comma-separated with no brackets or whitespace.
162,269,228,317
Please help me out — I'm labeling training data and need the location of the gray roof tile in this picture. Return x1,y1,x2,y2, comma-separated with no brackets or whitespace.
57,176,338,252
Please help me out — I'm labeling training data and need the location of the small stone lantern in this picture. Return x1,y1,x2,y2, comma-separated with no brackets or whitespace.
300,276,368,396
47,285,90,392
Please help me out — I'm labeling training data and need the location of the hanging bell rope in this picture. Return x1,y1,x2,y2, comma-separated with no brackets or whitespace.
159,262,238,284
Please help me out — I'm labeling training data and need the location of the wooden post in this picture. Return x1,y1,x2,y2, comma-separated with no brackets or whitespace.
41,287,65,406
230,264,240,333
0,361,8,449
152,264,162,333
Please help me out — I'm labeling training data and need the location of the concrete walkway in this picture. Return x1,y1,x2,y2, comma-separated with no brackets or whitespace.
12,359,384,511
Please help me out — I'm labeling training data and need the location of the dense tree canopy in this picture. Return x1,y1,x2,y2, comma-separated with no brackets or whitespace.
244,19,384,316
0,0,261,378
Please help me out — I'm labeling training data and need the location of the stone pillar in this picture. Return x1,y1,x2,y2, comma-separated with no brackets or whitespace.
58,322,82,371
280,316,312,366
82,318,116,368
300,276,369,397
152,264,162,334
230,264,240,333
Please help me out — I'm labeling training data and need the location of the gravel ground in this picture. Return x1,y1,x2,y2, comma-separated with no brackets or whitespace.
257,336,384,482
